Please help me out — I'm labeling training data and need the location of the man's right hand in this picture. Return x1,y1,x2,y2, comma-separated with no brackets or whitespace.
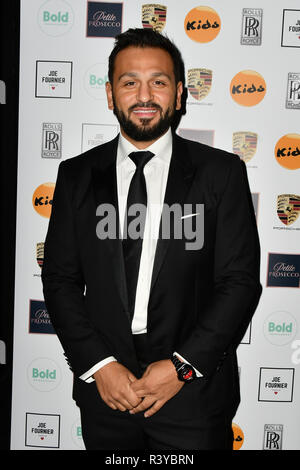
93,362,143,412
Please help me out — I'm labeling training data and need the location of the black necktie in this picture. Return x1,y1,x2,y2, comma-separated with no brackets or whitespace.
122,151,154,320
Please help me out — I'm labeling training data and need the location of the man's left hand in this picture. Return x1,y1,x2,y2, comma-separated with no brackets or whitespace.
129,359,184,418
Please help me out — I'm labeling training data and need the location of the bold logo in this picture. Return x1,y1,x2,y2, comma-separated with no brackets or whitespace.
84,63,108,100
263,311,297,346
267,253,300,288
232,423,244,450
233,132,258,163
142,4,167,32
42,123,62,158
29,299,55,335
277,194,300,226
281,9,300,48
35,61,73,99
286,72,300,109
258,368,295,402
81,123,119,152
86,1,123,37
32,183,55,218
71,419,85,449
263,424,283,450
184,6,221,43
241,8,263,45
274,133,300,170
25,413,60,448
187,68,212,101
27,358,61,392
37,0,74,37
230,70,266,106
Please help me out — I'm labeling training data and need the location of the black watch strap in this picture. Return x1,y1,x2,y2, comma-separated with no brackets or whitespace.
171,355,196,383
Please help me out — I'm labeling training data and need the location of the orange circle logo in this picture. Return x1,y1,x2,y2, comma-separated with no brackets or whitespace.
275,134,300,170
230,70,266,106
232,423,244,450
184,6,221,43
32,183,55,218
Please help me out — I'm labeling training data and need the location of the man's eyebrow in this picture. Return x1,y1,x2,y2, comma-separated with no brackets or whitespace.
117,72,172,81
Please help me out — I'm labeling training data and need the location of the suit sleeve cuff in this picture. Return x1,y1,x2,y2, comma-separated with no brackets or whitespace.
173,352,203,378
79,356,117,383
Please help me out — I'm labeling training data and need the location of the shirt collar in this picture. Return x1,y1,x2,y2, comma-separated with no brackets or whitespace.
117,128,172,166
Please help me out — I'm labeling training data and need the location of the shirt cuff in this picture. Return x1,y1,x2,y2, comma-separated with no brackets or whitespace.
79,356,117,383
173,352,203,378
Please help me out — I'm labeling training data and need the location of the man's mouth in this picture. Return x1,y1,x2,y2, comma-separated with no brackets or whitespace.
132,107,159,119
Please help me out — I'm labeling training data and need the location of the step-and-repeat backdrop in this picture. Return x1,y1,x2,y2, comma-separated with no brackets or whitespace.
11,0,300,450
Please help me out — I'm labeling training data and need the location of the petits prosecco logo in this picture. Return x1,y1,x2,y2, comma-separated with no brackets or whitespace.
86,1,123,37
267,253,300,288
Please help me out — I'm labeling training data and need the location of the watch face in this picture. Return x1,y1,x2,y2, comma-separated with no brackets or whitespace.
181,364,195,382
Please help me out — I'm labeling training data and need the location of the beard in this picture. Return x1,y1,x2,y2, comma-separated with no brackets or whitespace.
112,96,177,142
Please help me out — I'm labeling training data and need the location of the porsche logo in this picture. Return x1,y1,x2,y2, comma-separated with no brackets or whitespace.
187,68,212,101
277,194,300,226
142,4,167,32
233,132,258,163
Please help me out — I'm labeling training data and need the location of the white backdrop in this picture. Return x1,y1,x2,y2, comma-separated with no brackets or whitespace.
11,0,300,450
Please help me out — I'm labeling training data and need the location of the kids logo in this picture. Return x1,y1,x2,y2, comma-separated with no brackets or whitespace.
187,68,212,101
232,423,244,450
274,134,300,170
37,0,74,37
32,183,55,218
184,6,221,43
230,70,266,106
142,4,167,32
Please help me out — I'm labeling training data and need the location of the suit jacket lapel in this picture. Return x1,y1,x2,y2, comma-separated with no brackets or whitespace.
150,133,197,295
91,135,129,317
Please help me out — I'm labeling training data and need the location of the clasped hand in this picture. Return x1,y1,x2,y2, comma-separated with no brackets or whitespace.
93,360,184,418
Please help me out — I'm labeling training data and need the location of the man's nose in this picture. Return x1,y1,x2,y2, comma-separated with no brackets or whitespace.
137,82,153,103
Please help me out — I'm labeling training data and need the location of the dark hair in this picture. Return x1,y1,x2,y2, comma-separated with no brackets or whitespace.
108,28,185,86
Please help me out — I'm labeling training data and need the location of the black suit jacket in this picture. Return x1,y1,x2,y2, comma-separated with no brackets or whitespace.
42,132,262,421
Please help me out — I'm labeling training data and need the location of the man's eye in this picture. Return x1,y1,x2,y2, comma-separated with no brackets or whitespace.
154,80,165,86
124,81,135,86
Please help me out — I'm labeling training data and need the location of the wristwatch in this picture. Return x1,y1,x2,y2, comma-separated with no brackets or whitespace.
171,355,196,383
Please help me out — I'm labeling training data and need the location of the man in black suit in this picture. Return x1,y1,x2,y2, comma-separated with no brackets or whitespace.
42,28,262,450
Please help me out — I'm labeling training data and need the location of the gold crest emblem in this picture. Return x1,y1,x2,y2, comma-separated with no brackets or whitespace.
233,132,258,163
277,194,300,226
187,68,212,101
142,4,167,32
36,242,44,268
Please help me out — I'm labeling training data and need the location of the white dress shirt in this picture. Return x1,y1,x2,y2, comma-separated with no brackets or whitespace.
80,129,202,382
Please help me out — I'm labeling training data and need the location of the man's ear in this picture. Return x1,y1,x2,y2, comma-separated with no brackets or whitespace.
106,82,114,110
175,81,183,111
